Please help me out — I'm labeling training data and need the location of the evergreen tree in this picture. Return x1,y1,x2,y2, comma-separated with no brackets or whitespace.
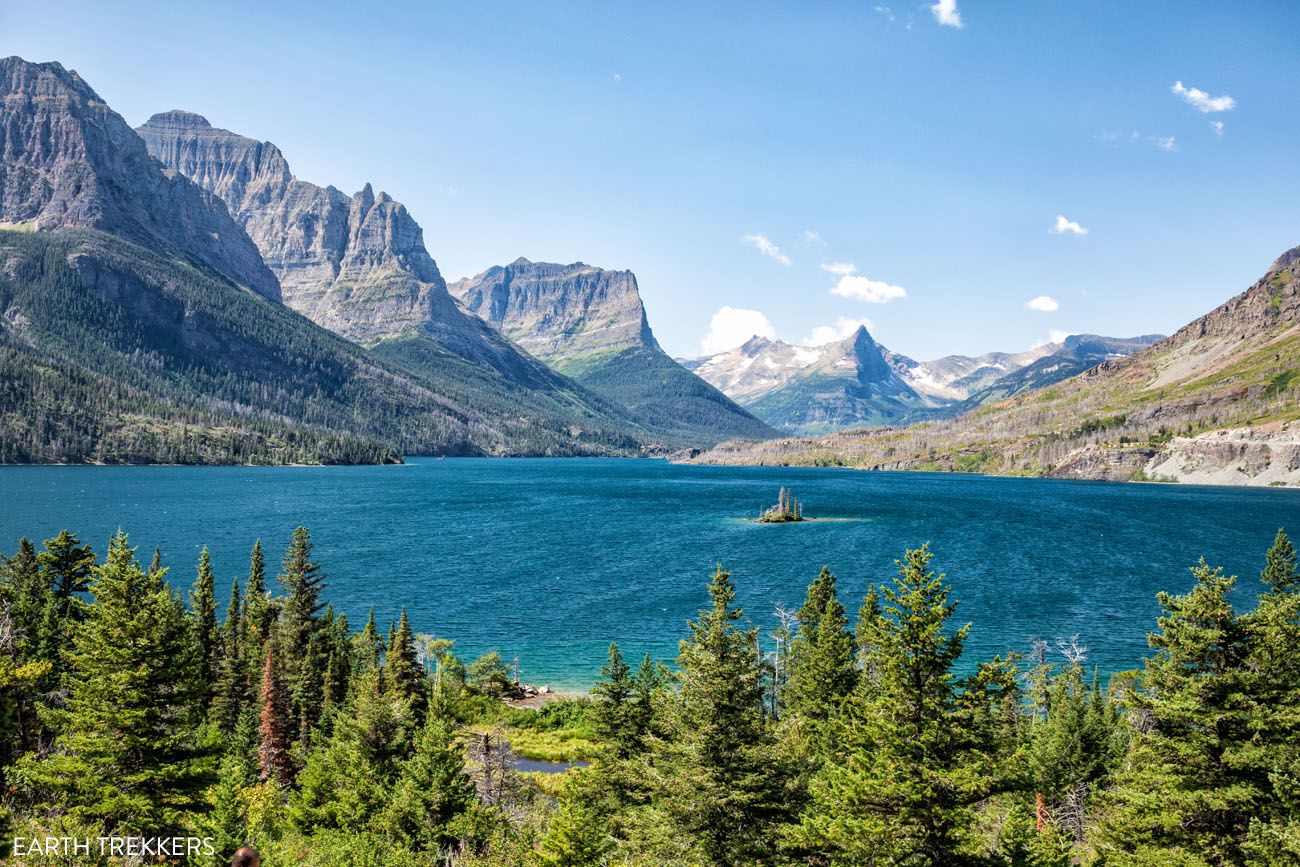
243,539,273,647
639,566,791,865
290,672,412,833
148,547,163,577
381,716,477,853
292,632,325,747
210,576,246,734
1239,529,1300,863
797,545,1020,864
38,529,95,620
191,546,219,696
536,769,614,867
591,642,638,758
786,566,857,726
630,654,667,741
198,750,254,867
383,609,424,713
1099,559,1258,864
354,609,382,674
855,583,883,682
278,527,325,664
257,644,294,786
16,531,208,835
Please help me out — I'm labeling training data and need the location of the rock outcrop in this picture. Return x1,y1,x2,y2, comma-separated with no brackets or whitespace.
0,58,278,299
450,258,658,370
451,259,776,444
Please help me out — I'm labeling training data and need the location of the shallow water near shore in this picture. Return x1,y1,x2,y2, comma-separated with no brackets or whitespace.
3,457,1299,689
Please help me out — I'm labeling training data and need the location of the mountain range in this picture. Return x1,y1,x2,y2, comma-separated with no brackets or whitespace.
690,246,1300,486
450,259,774,443
0,56,771,463
684,328,1160,433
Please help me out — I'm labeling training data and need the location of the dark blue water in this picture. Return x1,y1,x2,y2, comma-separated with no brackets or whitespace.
3,458,1298,689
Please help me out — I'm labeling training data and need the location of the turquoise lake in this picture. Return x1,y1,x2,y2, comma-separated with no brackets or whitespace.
3,458,1299,689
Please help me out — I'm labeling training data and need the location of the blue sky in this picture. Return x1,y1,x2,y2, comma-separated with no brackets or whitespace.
5,1,1300,360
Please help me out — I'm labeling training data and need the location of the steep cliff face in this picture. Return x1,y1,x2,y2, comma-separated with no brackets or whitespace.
136,110,540,378
450,259,658,369
0,58,278,299
451,259,775,444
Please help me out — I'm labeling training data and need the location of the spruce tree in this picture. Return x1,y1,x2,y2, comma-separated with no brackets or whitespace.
639,566,791,865
191,546,219,695
797,545,1019,864
257,644,293,786
383,609,423,713
380,716,477,853
1099,559,1258,864
38,529,95,620
17,531,208,834
536,769,614,867
786,566,857,726
210,575,251,735
591,642,638,758
278,527,325,662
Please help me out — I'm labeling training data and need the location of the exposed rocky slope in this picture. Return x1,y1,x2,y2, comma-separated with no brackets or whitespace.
0,58,661,462
136,110,557,380
689,245,1300,486
0,58,277,299
451,259,775,444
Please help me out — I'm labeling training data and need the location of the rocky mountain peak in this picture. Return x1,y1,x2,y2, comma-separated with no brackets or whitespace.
137,110,458,341
0,56,279,298
450,259,661,365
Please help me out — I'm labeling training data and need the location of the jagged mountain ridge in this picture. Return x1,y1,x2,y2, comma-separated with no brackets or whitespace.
686,327,1159,433
136,110,558,383
0,56,667,462
689,244,1300,486
451,258,776,444
0,58,278,299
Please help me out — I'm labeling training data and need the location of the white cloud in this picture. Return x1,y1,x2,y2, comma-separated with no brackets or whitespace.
1149,135,1178,152
742,233,792,266
1025,295,1060,313
1172,81,1236,113
1051,215,1088,236
820,261,857,276
700,306,777,355
1029,329,1071,350
803,316,875,347
612,72,622,82
874,4,895,22
801,229,825,247
930,0,963,27
1211,120,1224,136
830,273,907,303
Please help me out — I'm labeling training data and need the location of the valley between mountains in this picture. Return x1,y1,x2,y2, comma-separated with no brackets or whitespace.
1,55,1297,485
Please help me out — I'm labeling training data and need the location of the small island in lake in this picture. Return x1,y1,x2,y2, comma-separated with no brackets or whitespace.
758,486,806,523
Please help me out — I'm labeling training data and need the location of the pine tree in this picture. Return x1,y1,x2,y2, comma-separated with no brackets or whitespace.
855,583,883,682
786,566,857,726
383,609,423,713
198,750,254,867
354,609,382,674
191,546,218,695
16,531,208,834
257,644,293,786
536,769,614,867
1099,559,1258,864
591,642,638,758
38,529,95,622
209,575,246,734
381,716,476,853
293,631,325,747
278,527,325,662
797,545,1020,864
148,547,163,577
639,566,792,865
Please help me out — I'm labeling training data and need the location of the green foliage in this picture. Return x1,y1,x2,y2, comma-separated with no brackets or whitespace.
468,650,514,697
15,531,210,835
797,546,1021,864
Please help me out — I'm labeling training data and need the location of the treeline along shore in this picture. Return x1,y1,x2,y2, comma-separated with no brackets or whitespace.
2,525,1300,864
